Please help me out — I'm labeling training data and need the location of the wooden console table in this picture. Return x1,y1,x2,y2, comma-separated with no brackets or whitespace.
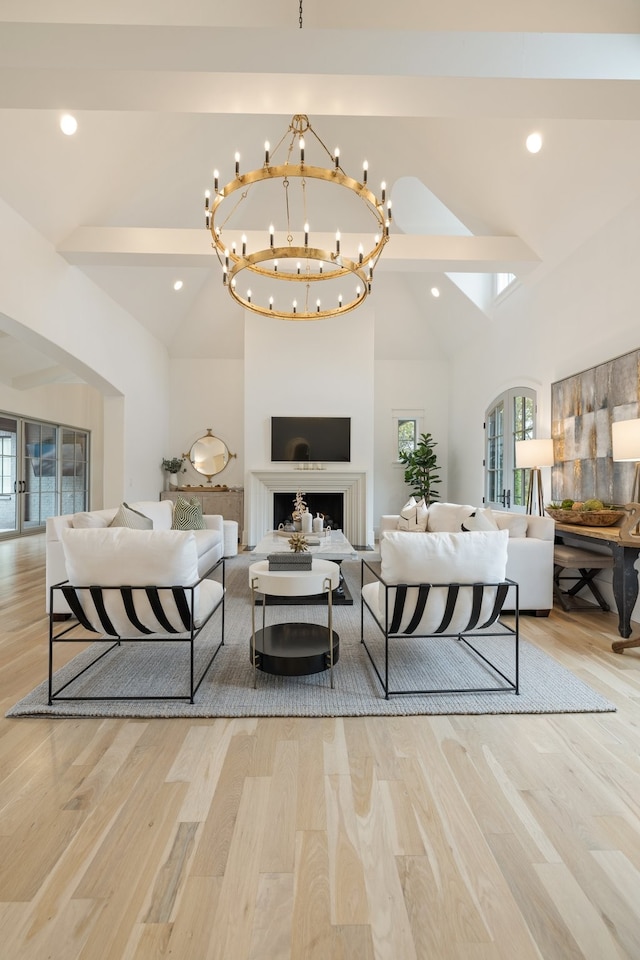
161,488,243,537
555,521,640,651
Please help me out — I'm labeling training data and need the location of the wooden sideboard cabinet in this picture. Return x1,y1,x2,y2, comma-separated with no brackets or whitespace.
160,489,244,538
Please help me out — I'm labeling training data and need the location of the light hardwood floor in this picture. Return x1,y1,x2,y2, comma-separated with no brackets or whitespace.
1,535,640,959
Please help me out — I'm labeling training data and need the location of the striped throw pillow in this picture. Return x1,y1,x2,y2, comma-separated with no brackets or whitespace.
171,495,205,530
108,502,153,530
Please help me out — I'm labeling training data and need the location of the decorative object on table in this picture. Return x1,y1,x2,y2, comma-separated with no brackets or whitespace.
545,499,625,526
203,114,390,321
398,432,441,504
515,438,555,516
301,510,313,534
288,532,309,553
162,457,185,490
313,512,324,533
292,490,308,530
268,533,312,570
612,418,640,502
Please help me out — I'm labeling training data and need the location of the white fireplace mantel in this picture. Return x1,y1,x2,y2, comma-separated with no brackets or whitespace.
248,469,369,548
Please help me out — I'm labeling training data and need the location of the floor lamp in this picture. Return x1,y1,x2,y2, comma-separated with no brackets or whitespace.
612,418,640,502
515,439,555,516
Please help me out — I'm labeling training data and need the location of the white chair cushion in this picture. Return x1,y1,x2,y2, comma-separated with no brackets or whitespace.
60,528,205,636
381,529,508,585
368,529,510,634
62,527,200,585
427,502,475,532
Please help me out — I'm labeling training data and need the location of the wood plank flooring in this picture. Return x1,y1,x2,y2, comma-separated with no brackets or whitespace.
1,535,640,959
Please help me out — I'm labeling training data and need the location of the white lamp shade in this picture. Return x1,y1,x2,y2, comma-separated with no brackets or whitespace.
612,418,640,462
515,438,554,469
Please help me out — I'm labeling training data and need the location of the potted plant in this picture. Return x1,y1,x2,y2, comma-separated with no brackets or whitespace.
399,432,441,504
162,457,184,490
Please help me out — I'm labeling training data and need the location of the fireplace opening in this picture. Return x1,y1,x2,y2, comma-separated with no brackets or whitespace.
274,492,344,531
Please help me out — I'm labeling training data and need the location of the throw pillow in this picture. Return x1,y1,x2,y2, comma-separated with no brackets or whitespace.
494,513,528,538
172,495,205,530
108,502,153,530
72,511,111,529
461,508,499,532
427,502,476,532
397,496,428,532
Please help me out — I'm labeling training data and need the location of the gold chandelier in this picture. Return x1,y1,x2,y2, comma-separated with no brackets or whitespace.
204,115,390,321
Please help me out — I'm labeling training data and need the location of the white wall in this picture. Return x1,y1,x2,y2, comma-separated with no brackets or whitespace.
449,198,640,507
167,359,244,489
448,197,640,616
0,199,170,506
372,276,451,531
244,306,375,542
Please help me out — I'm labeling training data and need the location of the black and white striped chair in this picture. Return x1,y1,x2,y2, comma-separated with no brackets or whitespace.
361,529,519,699
49,527,225,704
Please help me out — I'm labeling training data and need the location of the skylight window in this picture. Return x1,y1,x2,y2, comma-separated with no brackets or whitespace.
495,273,516,297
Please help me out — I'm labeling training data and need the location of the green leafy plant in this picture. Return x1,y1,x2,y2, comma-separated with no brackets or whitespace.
162,457,184,473
399,432,441,503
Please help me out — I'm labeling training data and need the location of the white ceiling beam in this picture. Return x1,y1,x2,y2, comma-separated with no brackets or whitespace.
1,1,638,31
1,71,638,122
57,227,539,274
1,25,639,79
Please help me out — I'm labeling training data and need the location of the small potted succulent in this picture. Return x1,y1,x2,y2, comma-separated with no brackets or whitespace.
162,457,184,490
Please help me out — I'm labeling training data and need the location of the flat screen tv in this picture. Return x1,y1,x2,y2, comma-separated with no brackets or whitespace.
271,416,351,463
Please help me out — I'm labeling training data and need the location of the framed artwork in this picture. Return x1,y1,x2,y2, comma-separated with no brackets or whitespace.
551,348,640,505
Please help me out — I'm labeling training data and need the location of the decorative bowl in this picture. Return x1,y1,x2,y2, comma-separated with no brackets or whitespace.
545,508,625,526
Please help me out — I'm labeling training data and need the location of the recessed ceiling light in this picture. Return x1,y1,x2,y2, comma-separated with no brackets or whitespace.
526,132,542,154
430,287,440,298
173,280,183,291
60,114,78,136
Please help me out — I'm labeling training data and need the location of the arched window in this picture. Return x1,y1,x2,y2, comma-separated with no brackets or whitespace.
485,388,536,512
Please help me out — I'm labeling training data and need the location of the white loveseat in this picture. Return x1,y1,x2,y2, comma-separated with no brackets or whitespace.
46,499,224,614
380,502,555,614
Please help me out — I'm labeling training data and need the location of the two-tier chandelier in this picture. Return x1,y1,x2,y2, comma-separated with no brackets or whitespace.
204,115,390,321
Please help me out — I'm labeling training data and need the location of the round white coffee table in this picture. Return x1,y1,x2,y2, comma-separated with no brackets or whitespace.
248,559,340,688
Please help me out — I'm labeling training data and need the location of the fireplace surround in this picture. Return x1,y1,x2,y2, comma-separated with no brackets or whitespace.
248,470,368,547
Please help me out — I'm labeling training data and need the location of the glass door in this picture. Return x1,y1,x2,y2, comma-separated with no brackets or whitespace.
23,420,58,530
0,416,18,535
485,388,536,513
0,414,89,538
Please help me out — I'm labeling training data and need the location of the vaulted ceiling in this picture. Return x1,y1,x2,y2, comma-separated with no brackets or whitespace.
1,1,639,386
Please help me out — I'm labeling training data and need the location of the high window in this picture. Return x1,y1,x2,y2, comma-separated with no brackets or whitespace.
392,409,423,461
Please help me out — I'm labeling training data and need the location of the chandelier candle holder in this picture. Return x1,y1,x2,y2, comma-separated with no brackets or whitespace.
204,115,390,321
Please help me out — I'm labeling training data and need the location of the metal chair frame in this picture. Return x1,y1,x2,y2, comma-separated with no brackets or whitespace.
360,558,519,700
48,558,225,704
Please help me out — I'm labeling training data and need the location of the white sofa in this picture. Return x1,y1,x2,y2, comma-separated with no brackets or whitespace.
46,499,224,614
379,502,555,614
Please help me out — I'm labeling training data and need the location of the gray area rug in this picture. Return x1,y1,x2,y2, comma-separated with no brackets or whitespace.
7,556,616,719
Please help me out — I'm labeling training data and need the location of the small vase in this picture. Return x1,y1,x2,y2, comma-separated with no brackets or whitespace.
301,511,313,534
169,473,179,490
313,513,324,533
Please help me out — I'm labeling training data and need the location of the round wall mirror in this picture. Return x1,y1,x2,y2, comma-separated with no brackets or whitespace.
189,429,233,481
